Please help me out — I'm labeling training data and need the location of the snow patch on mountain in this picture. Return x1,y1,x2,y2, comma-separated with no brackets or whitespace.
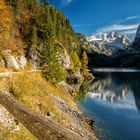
87,32,131,56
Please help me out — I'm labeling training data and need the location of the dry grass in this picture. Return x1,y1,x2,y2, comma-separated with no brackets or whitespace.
0,67,13,72
10,72,76,123
0,72,79,139
0,77,9,92
0,124,37,140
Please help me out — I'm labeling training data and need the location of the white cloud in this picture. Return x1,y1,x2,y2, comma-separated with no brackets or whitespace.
123,29,137,35
116,15,140,24
96,24,139,35
95,15,140,37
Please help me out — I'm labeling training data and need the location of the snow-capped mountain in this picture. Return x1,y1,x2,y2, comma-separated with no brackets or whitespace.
87,32,131,56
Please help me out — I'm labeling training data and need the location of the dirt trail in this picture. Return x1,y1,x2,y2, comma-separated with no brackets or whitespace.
0,69,41,77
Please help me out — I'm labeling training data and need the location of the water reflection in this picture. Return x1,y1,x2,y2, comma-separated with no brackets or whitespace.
87,72,140,112
78,71,140,140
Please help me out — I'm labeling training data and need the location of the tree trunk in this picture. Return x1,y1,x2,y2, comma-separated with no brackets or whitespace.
0,92,85,140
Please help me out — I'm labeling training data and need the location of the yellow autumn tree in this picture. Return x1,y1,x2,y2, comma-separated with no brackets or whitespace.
0,0,24,54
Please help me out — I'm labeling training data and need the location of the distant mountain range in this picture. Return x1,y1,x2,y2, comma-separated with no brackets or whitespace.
79,25,140,68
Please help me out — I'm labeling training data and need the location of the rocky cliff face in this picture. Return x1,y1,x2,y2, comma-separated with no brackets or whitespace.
133,25,140,51
0,50,27,69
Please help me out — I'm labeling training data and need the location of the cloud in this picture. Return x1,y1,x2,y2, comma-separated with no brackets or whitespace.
95,15,140,36
123,29,137,35
116,15,140,24
96,24,139,34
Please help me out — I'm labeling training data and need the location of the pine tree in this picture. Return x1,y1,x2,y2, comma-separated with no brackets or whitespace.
31,26,38,48
42,24,66,83
71,51,81,68
81,51,93,79
44,0,49,7
81,51,88,69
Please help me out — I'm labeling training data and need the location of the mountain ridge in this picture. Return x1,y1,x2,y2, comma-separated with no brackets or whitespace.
82,26,140,68
87,32,131,56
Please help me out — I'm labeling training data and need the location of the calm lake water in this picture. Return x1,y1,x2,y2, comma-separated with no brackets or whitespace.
78,69,140,140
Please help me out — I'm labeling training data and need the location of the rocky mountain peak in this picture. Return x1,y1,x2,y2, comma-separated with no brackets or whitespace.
134,25,140,40
87,32,129,46
133,25,140,50
86,32,130,56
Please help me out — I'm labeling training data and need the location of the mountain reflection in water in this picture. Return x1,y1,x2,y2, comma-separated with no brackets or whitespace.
88,72,140,112
78,71,140,140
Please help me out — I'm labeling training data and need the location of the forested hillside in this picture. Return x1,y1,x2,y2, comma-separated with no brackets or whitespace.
7,0,81,56
0,0,93,83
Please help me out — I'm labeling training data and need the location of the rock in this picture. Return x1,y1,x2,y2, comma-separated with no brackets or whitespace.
80,133,85,137
0,104,19,130
0,50,29,71
133,25,140,51
47,111,54,117
7,55,20,69
0,50,27,69
58,81,76,96
19,56,27,69
57,44,71,69
85,117,94,128
28,50,43,68
0,59,5,67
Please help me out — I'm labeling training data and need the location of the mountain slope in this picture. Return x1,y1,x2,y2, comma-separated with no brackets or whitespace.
0,0,24,54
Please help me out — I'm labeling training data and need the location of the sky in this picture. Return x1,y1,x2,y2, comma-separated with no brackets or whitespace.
49,0,140,40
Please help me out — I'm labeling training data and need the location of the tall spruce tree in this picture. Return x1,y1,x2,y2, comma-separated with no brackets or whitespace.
71,51,81,68
31,26,38,48
42,24,66,83
81,51,88,69
44,0,49,7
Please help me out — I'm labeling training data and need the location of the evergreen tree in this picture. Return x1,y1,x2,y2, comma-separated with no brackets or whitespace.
31,26,38,48
42,24,66,83
81,51,88,69
44,0,49,7
71,51,81,68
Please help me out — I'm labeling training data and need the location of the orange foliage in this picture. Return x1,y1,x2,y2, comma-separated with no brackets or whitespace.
0,0,24,55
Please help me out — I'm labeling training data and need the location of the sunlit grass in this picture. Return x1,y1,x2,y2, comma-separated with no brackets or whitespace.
10,72,76,123
0,124,37,140
0,72,79,139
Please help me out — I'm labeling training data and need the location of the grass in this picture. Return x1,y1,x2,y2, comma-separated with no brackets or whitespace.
10,72,76,122
0,72,78,139
0,67,13,72
0,124,37,140
0,77,9,92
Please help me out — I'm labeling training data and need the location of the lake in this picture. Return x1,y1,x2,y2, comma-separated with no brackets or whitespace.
78,69,140,140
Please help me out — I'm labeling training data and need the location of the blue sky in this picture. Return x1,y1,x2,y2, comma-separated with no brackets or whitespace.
49,0,140,39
